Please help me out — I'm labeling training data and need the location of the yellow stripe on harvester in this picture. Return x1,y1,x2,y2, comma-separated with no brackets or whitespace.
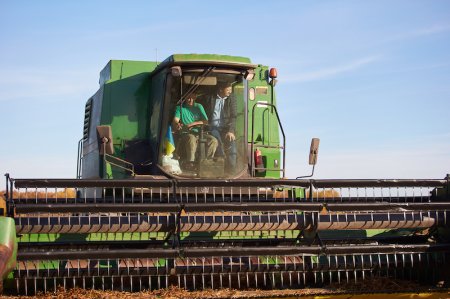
0,197,6,216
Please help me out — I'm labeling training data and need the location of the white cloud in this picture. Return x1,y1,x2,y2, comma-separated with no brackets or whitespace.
283,56,380,83
0,69,97,102
382,23,450,44
414,24,450,36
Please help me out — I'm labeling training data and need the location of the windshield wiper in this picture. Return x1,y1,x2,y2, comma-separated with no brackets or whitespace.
178,66,215,104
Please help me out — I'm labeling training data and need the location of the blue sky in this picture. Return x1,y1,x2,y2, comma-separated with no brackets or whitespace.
1,1,449,179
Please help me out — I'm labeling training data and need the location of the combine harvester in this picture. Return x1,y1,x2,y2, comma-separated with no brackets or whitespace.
1,54,449,296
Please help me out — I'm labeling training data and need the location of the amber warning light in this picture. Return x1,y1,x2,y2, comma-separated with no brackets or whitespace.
269,68,278,79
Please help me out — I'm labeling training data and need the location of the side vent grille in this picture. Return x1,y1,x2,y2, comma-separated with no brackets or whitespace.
83,98,93,141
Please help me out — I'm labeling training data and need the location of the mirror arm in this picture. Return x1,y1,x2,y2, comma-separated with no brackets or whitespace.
296,164,315,179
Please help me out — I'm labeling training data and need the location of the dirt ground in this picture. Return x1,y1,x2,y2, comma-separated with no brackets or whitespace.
1,278,447,299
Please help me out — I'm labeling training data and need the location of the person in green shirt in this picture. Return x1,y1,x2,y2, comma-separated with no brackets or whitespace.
172,92,218,169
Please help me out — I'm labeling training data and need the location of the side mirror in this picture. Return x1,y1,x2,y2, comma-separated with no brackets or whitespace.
97,125,114,155
296,138,320,179
309,138,320,165
171,66,182,77
244,69,255,81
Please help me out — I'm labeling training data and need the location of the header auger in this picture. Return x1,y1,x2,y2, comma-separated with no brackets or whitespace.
1,54,449,296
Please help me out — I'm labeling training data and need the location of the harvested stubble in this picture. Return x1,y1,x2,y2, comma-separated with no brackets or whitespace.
1,278,447,299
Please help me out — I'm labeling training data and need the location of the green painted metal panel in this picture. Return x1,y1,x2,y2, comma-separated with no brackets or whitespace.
318,228,426,239
0,217,17,284
106,60,158,83
248,65,282,178
96,60,160,178
101,71,153,141
17,232,168,242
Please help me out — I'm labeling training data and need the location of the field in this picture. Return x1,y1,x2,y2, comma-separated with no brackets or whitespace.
1,278,448,299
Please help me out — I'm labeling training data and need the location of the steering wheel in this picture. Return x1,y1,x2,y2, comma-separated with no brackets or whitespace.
189,123,204,129
186,122,205,132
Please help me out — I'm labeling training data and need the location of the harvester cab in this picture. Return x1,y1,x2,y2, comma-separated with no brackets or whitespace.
158,64,249,178
79,54,285,181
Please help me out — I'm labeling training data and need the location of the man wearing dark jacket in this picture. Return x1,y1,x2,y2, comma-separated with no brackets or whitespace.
203,82,237,173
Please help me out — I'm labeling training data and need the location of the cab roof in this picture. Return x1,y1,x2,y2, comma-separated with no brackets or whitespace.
156,54,257,70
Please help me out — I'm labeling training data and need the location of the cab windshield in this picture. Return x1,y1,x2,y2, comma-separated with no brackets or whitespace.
159,67,247,178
